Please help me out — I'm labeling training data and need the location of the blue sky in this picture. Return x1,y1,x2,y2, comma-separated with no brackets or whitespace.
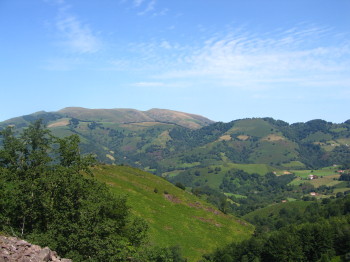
1,0,349,123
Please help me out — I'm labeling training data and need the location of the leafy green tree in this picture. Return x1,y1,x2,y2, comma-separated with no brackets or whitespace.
0,120,150,261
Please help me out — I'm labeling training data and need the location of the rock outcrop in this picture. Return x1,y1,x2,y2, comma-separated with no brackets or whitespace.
0,236,71,262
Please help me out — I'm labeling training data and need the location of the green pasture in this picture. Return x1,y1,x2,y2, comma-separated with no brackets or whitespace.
93,165,253,261
243,201,312,221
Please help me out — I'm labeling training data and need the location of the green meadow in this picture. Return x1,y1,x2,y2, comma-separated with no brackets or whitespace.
93,165,253,261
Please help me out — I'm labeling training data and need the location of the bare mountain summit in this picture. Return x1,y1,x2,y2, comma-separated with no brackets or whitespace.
58,107,214,129
2,107,214,130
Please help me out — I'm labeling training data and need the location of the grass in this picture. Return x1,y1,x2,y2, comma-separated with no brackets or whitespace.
92,165,253,261
302,131,333,142
177,163,275,191
227,118,275,137
225,163,274,175
282,161,306,169
249,140,298,164
243,201,311,221
224,193,247,199
336,138,350,145
291,166,338,178
176,162,201,169
286,166,350,197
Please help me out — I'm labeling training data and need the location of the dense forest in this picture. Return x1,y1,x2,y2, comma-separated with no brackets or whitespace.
203,196,350,262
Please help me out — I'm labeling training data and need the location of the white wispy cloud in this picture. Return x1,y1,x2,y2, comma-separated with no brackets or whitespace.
133,81,166,87
140,26,350,90
137,0,156,15
105,24,349,94
52,1,101,53
133,0,145,7
122,0,160,15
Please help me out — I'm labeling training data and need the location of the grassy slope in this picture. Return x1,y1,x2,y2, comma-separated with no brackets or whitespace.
92,165,253,261
289,166,342,188
243,201,312,221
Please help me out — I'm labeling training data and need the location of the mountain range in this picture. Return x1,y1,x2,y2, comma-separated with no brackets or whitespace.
1,107,350,260
2,107,349,174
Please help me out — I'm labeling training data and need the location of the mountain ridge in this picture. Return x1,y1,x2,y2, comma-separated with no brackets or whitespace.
1,109,349,171
2,107,214,130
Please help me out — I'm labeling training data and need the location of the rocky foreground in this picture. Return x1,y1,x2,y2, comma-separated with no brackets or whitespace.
0,236,71,262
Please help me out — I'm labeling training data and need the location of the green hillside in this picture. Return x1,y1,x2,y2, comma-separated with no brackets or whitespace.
2,109,349,173
1,109,350,216
92,165,253,261
243,201,312,223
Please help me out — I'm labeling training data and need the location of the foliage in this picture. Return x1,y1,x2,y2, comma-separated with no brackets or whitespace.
204,215,350,262
177,169,297,216
136,246,187,262
244,196,350,232
0,120,150,261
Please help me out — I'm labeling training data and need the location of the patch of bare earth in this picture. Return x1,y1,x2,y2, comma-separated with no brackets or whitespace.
218,135,232,141
237,135,250,141
164,226,173,230
193,216,221,227
164,194,182,203
236,219,249,226
47,119,69,128
188,202,221,215
106,154,115,161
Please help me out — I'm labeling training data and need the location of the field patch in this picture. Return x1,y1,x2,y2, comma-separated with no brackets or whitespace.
261,134,285,141
237,135,250,141
219,135,232,141
47,119,69,128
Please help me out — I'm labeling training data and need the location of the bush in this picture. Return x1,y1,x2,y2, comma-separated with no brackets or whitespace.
175,182,186,190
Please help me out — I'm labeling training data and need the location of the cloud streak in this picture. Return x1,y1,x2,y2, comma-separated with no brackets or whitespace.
137,0,156,15
53,1,101,53
117,25,350,91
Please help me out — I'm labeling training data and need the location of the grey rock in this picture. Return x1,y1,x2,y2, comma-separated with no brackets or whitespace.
0,236,71,262
37,247,51,261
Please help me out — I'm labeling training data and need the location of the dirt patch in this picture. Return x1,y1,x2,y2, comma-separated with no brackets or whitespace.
164,194,182,204
218,135,232,141
261,134,285,141
188,202,202,208
164,225,173,230
188,202,222,215
106,154,115,161
193,216,221,227
237,135,250,141
205,207,221,215
47,119,69,128
236,219,249,226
